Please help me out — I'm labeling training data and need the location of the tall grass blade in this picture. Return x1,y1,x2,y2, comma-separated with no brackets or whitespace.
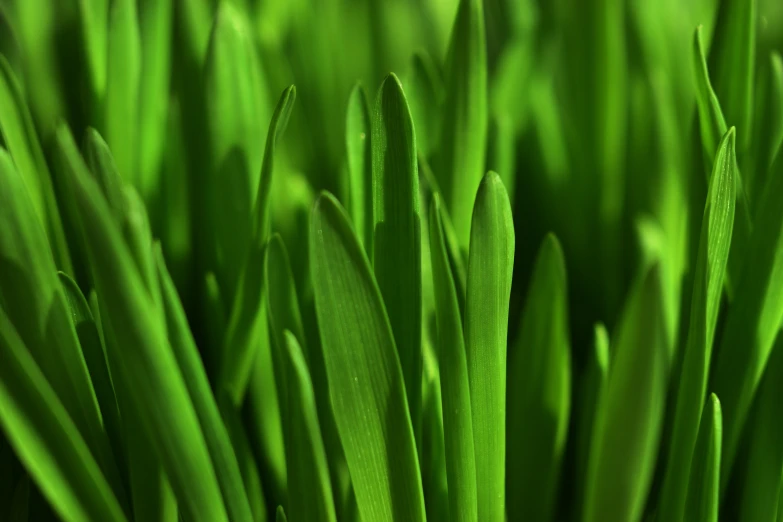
345,84,372,250
684,394,722,522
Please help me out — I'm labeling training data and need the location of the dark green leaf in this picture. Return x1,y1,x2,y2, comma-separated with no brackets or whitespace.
685,394,722,522
748,52,783,206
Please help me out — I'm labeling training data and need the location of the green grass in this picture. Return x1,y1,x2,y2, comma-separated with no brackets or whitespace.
0,0,782,521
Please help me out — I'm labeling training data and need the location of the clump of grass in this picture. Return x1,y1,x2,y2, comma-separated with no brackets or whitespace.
0,0,782,521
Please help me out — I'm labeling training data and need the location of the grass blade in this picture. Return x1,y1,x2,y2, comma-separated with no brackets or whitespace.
310,192,425,522
738,335,783,522
282,331,337,522
277,506,288,522
429,194,477,522
77,0,107,103
372,72,422,443
105,0,141,182
405,52,443,159
0,55,71,272
56,125,229,522
748,52,783,206
0,309,127,522
506,233,571,522
711,145,783,490
685,394,722,522
582,265,668,522
435,0,488,247
708,0,756,154
465,171,514,522
154,246,254,522
344,83,372,250
656,127,736,522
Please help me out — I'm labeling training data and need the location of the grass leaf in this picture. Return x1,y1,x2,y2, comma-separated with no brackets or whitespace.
685,394,722,522
282,331,337,522
429,194,477,522
310,192,425,522
506,233,571,522
748,52,783,206
344,83,372,250
582,265,668,522
656,127,736,522
465,171,514,522
372,72,422,442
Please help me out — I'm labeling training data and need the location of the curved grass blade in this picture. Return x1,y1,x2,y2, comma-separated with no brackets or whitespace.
685,394,722,522
738,335,783,522
310,192,425,522
656,127,736,522
0,309,127,522
748,52,783,206
371,73,422,443
55,125,229,522
154,246,254,522
582,265,668,522
429,194,477,522
573,323,609,520
506,233,570,522
711,144,783,490
708,0,756,154
435,0,487,247
105,0,141,182
137,0,173,201
0,55,71,272
283,331,337,522
0,148,118,504
345,83,372,250
58,273,127,507
465,171,514,522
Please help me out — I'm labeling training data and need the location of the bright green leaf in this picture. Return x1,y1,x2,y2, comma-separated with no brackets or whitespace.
684,394,722,522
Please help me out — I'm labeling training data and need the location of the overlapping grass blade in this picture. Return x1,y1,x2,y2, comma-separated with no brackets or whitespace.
0,55,71,272
137,0,173,201
0,148,118,502
310,192,425,522
708,0,755,153
282,331,337,522
506,233,571,522
154,246,254,522
84,128,125,222
428,194,477,522
219,85,295,402
344,83,372,250
0,309,127,522
711,146,783,490
748,52,783,205
582,265,668,522
573,324,609,519
465,171,514,522
684,394,722,522
656,127,736,522
371,72,422,442
55,125,229,522
105,0,141,182
435,0,487,247
737,335,783,522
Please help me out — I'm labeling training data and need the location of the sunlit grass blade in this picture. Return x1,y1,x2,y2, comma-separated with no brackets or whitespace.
429,194,477,522
656,127,736,522
582,265,668,522
154,246,254,522
737,335,783,522
573,324,609,520
684,394,722,522
435,0,487,247
311,192,425,522
465,171,514,522
506,233,571,522
55,125,229,522
137,0,173,201
708,0,756,154
372,72,422,442
282,331,337,522
0,309,127,522
0,55,71,272
711,145,783,490
105,0,141,183
77,0,107,103
748,52,783,206
0,148,117,502
344,83,372,250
